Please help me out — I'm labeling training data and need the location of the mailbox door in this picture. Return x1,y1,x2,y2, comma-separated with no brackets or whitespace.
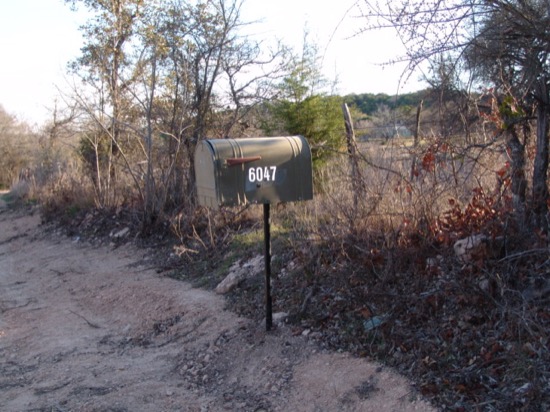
237,136,312,204
194,136,313,208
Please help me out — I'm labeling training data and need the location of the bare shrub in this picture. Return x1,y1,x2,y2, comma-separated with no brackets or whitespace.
38,171,95,220
8,179,32,203
0,107,36,190
30,145,97,221
280,130,515,278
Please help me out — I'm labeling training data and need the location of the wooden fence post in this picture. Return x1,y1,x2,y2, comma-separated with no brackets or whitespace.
410,100,423,181
342,103,361,210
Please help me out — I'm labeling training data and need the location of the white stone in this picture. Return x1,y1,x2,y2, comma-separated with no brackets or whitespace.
112,227,130,238
453,234,487,262
215,255,263,294
272,312,288,326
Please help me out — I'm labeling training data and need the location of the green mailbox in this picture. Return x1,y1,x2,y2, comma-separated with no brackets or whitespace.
194,135,313,208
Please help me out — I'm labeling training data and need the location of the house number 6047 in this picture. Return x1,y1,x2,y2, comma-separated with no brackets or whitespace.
248,166,277,183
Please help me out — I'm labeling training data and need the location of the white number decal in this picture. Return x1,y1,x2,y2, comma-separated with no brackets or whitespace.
248,166,277,183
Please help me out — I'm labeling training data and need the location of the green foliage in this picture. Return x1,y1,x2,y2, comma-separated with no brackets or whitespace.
260,34,345,168
269,95,345,168
498,95,525,129
344,90,430,116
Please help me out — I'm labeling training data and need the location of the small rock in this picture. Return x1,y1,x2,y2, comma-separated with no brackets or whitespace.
479,278,490,292
425,255,443,275
309,332,322,340
216,270,246,294
454,234,488,263
515,382,532,394
215,255,263,294
112,227,130,238
363,315,388,331
272,312,288,326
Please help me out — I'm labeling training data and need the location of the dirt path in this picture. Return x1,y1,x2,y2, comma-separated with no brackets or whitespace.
0,208,435,412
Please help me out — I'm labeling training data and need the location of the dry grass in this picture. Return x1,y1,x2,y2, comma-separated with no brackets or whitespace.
284,136,508,249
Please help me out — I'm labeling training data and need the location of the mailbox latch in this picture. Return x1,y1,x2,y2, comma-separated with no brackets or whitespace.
226,156,262,166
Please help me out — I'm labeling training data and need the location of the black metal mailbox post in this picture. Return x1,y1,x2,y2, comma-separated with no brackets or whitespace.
194,136,313,330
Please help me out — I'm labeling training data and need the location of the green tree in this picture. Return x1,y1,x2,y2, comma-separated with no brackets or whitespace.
262,36,345,169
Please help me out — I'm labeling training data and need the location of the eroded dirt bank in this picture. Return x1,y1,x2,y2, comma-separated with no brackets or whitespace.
0,207,435,411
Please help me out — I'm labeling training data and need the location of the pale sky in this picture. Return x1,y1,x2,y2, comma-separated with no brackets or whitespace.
0,0,423,125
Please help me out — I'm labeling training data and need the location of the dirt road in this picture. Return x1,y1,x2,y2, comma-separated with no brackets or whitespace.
0,206,435,411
